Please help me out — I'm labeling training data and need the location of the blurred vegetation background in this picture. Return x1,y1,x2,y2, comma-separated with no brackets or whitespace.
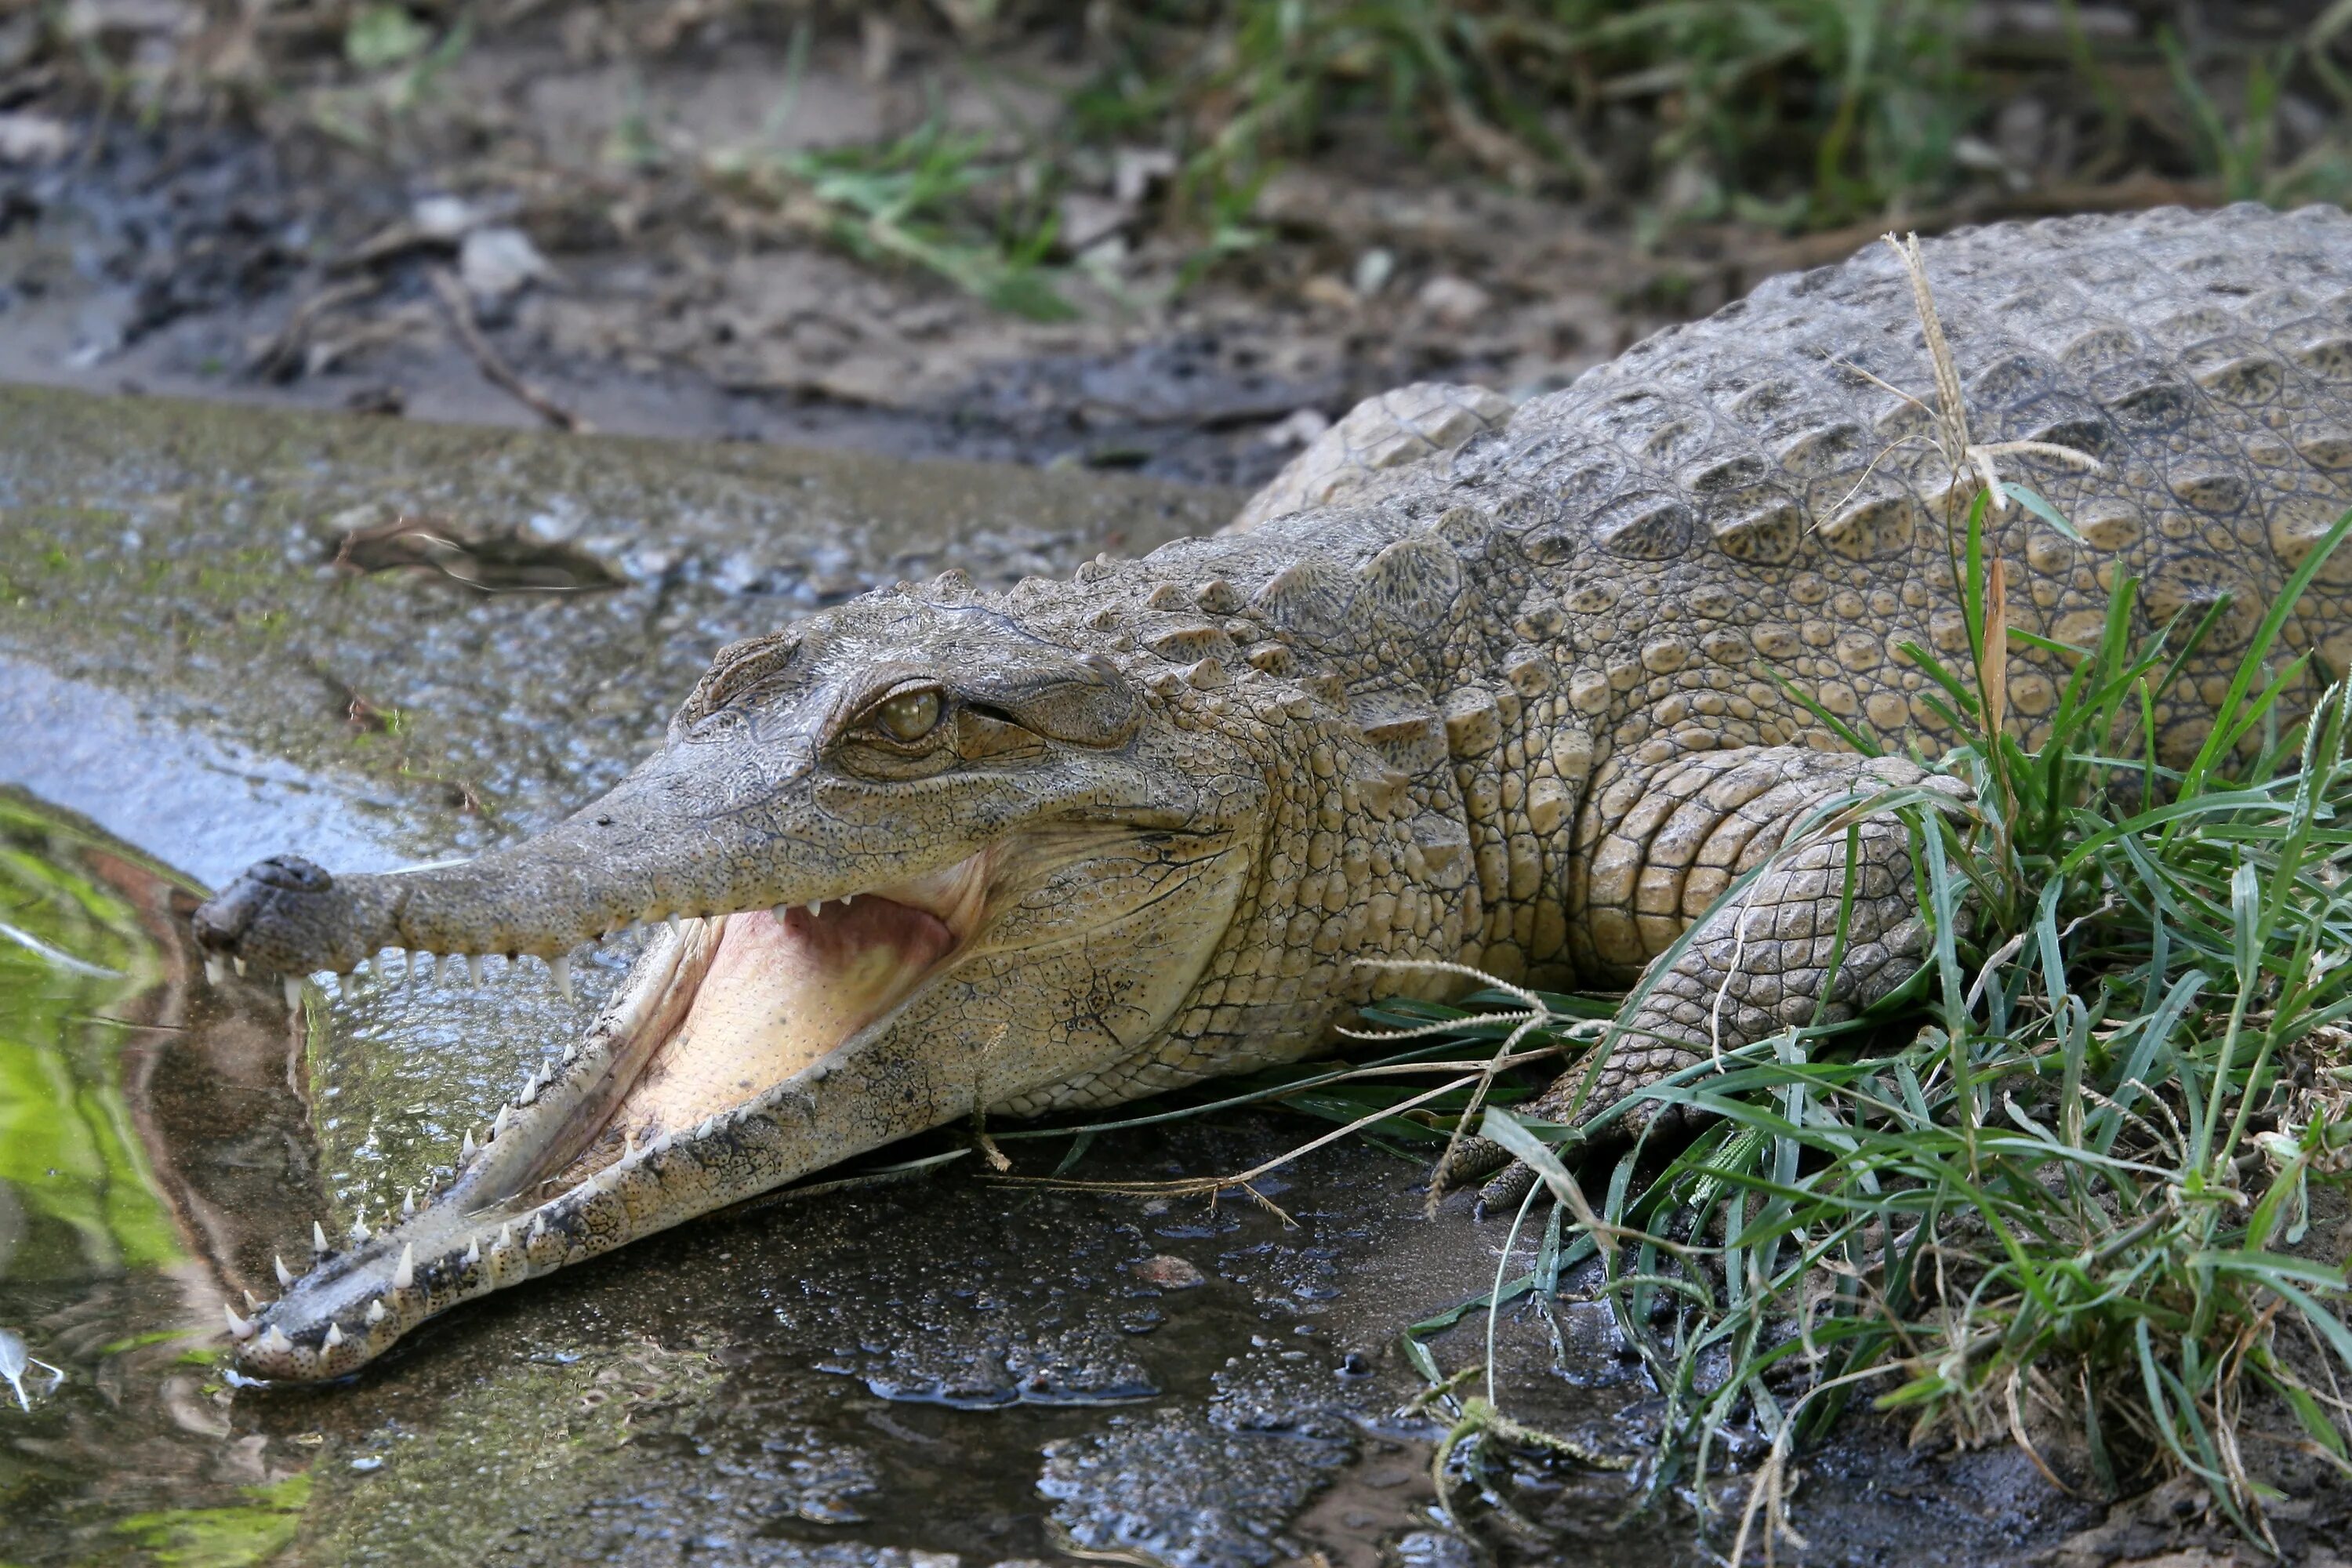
5,1,2350,314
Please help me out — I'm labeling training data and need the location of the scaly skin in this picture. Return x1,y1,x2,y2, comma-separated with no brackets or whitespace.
194,204,2352,1378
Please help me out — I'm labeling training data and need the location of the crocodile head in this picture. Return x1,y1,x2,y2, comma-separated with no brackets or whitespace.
197,588,1297,1378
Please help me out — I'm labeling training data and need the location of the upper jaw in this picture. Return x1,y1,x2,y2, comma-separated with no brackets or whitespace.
188,785,1000,998
226,851,996,1381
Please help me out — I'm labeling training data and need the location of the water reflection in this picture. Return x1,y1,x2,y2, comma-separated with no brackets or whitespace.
0,786,318,1565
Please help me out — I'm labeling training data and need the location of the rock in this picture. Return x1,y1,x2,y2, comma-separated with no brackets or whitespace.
1301,275,1358,312
1135,1254,1205,1290
0,114,70,165
412,195,483,242
1057,192,1132,254
1112,147,1178,206
459,227,550,315
1416,274,1490,327
1261,408,1331,451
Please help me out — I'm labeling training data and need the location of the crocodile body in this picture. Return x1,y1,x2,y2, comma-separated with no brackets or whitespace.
194,204,2352,1378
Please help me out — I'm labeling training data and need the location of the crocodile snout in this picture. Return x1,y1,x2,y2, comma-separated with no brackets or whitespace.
191,854,377,980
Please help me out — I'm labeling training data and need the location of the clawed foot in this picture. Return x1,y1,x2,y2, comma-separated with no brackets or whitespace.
1428,1134,1543,1219
1426,1058,1696,1221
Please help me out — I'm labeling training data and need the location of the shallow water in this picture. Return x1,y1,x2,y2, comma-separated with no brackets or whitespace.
0,387,2087,1566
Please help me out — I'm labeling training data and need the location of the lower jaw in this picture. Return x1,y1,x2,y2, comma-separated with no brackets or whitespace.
233,895,963,1380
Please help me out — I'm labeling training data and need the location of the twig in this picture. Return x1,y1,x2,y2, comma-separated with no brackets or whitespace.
984,1070,1493,1216
426,267,590,433
1342,958,1563,1218
247,277,383,379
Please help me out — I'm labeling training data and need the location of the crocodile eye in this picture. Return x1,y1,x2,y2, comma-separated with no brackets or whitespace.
875,688,942,742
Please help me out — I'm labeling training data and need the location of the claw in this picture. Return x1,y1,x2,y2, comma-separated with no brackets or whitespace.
1472,1160,1541,1221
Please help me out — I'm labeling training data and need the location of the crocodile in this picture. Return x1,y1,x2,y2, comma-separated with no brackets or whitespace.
194,204,2352,1380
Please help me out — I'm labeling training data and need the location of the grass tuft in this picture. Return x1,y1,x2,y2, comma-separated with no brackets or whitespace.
1380,241,2352,1557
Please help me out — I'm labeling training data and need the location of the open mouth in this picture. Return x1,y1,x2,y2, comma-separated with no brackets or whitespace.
227,851,991,1380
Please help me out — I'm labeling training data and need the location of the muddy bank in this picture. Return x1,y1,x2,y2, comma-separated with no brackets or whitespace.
0,386,2243,1566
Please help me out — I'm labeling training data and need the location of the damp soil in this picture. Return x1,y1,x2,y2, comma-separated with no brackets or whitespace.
0,386,2298,1567
0,61,1828,489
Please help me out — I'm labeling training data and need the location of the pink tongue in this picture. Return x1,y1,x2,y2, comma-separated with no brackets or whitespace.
617,901,955,1138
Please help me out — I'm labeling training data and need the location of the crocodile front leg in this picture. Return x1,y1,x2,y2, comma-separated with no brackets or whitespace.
1450,745,1966,1211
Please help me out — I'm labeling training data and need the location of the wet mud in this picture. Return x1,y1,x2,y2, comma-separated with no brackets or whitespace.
0,386,2167,1566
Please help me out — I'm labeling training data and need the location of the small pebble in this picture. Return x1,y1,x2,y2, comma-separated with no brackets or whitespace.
1133,1254,1203,1290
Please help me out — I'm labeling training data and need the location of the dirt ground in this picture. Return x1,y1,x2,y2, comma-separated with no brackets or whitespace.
0,2,2265,485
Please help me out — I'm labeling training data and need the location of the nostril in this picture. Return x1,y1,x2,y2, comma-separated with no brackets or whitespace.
249,855,334,893
595,816,614,827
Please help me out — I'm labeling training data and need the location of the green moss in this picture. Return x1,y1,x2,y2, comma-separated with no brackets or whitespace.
115,1475,313,1568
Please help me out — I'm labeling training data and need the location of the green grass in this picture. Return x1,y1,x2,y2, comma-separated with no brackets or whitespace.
706,114,1081,323
1366,490,2352,1556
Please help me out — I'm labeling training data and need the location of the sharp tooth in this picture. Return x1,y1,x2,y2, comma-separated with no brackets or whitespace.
550,953,574,1002
495,1222,514,1250
224,1303,255,1339
204,954,226,986
461,1128,477,1160
349,1216,371,1245
519,1078,539,1107
312,1221,329,1254
772,904,790,921
623,1130,637,1160
393,1243,415,1290
233,956,247,978
842,892,855,906
275,1254,296,1288
243,1288,261,1311
562,1042,579,1065
528,1212,548,1241
366,1298,387,1326
324,1322,344,1348
807,902,822,918
462,1236,481,1265
466,954,483,985
666,915,680,937
492,1103,511,1138
260,1326,292,1356
402,1188,416,1218
285,976,302,1012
